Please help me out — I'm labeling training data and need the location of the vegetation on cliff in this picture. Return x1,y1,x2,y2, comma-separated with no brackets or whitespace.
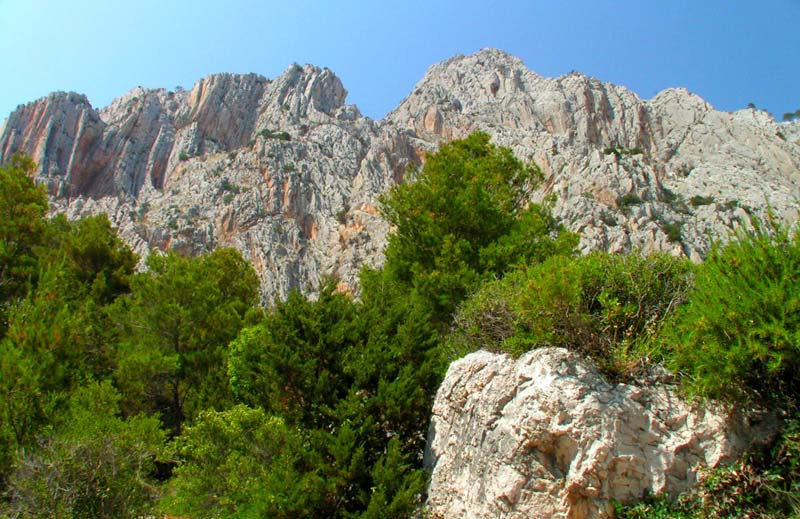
0,130,798,517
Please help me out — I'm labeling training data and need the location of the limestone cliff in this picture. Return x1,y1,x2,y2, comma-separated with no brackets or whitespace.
389,49,800,260
2,48,799,300
425,348,775,519
1,64,417,300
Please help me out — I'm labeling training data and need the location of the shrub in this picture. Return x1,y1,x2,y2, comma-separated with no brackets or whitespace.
448,252,694,377
161,405,325,519
620,192,644,208
219,178,242,196
664,217,800,407
600,210,618,226
661,188,677,204
621,193,642,206
178,152,189,162
722,199,741,211
604,146,644,158
689,195,715,207
257,128,291,141
5,382,165,519
661,220,683,243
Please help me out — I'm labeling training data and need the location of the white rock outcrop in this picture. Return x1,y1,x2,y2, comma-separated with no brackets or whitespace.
425,348,774,519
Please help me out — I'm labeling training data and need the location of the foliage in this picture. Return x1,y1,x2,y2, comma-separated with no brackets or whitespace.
0,213,137,487
228,279,436,517
229,282,363,428
379,131,576,322
664,217,800,407
258,128,291,141
111,248,259,433
448,252,694,377
782,109,800,122
220,178,243,194
0,155,48,332
604,146,644,158
161,405,323,519
4,381,165,519
619,192,644,208
690,195,715,207
661,219,683,243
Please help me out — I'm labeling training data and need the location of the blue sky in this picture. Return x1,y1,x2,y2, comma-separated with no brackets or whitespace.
1,0,798,121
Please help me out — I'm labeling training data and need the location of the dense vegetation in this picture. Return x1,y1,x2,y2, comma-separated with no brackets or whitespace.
0,131,798,518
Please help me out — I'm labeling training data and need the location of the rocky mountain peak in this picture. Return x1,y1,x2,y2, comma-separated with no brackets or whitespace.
1,49,798,301
269,63,349,117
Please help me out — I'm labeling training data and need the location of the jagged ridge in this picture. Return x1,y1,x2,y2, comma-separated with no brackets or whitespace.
2,49,799,300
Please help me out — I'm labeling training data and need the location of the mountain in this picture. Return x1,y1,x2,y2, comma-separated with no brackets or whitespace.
2,49,799,301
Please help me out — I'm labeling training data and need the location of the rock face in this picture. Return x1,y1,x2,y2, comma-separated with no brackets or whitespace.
425,348,774,519
1,64,418,300
2,48,799,299
389,49,800,260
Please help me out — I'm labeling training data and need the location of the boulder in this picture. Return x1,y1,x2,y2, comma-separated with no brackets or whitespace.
425,348,775,519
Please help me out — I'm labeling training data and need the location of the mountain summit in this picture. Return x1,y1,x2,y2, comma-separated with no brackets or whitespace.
2,49,799,300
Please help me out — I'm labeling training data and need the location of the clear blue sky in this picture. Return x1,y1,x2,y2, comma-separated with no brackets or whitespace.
1,0,798,121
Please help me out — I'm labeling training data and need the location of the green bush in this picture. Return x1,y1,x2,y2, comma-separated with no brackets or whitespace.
661,220,683,243
690,195,715,207
161,405,324,519
664,217,800,407
219,178,242,194
257,128,291,141
448,252,694,377
604,146,644,158
4,382,165,519
620,192,644,208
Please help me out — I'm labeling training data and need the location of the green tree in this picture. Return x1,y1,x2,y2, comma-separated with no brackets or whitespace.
37,215,138,304
227,281,433,518
0,155,48,333
379,131,576,322
0,214,138,488
229,281,361,428
112,248,259,433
